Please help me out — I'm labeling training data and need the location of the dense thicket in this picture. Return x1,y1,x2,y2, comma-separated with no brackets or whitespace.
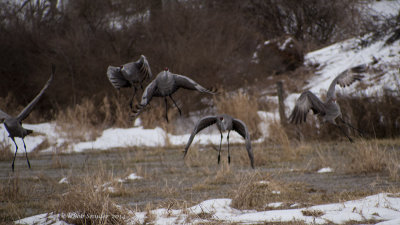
0,0,367,119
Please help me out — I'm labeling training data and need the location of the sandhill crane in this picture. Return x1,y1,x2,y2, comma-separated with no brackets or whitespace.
289,64,367,142
1,65,55,171
107,55,153,109
133,68,217,122
183,114,254,168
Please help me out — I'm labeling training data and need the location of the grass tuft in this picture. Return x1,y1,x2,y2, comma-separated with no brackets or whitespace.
54,166,129,225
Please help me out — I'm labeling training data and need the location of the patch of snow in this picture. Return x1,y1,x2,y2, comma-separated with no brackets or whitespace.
317,167,333,173
258,180,270,185
266,202,284,208
72,127,166,152
290,203,300,208
133,118,142,127
15,213,70,225
279,37,293,51
126,173,143,180
16,193,400,225
58,177,68,184
368,0,400,17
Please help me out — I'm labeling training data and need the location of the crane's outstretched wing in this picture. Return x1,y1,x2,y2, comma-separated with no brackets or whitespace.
289,91,326,124
183,116,218,158
327,64,365,99
17,64,55,122
132,79,158,115
232,118,254,169
121,55,153,83
0,109,11,122
173,74,217,94
138,55,153,81
107,66,130,89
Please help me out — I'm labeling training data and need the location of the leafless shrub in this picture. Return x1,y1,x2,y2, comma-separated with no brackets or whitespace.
245,0,365,46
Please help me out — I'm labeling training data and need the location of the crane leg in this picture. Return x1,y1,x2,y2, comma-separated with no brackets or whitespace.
227,131,231,164
335,124,353,143
22,139,31,169
11,137,18,172
218,132,223,164
169,95,182,116
164,97,169,122
339,117,365,138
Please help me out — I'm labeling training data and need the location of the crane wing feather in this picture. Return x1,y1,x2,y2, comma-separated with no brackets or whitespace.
327,64,365,99
107,66,130,89
232,119,254,169
173,74,216,94
183,116,217,157
289,91,326,124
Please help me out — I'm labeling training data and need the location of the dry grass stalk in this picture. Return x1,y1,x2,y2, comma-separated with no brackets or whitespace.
268,120,313,162
268,120,292,158
346,140,400,180
230,172,278,210
54,166,129,225
301,209,324,217
0,140,13,161
347,140,390,174
213,89,262,139
56,98,102,143
100,95,132,128
137,103,178,131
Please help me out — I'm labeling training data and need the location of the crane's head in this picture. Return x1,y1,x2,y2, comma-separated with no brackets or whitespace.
164,67,169,71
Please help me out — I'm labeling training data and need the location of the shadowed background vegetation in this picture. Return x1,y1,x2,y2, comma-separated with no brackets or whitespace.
0,0,398,138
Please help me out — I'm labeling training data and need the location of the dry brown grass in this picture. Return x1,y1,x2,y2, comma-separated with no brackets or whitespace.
55,95,135,146
100,95,133,128
267,120,313,162
346,140,400,180
56,98,102,142
0,141,13,162
230,172,292,210
301,209,324,217
0,175,25,221
137,102,178,135
54,166,129,225
213,89,262,139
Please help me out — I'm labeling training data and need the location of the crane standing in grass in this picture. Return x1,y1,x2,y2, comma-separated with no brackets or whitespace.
132,68,217,122
183,114,254,169
107,55,153,109
0,64,55,171
289,64,367,142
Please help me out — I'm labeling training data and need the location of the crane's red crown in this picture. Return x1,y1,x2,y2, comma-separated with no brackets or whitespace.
164,67,169,71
